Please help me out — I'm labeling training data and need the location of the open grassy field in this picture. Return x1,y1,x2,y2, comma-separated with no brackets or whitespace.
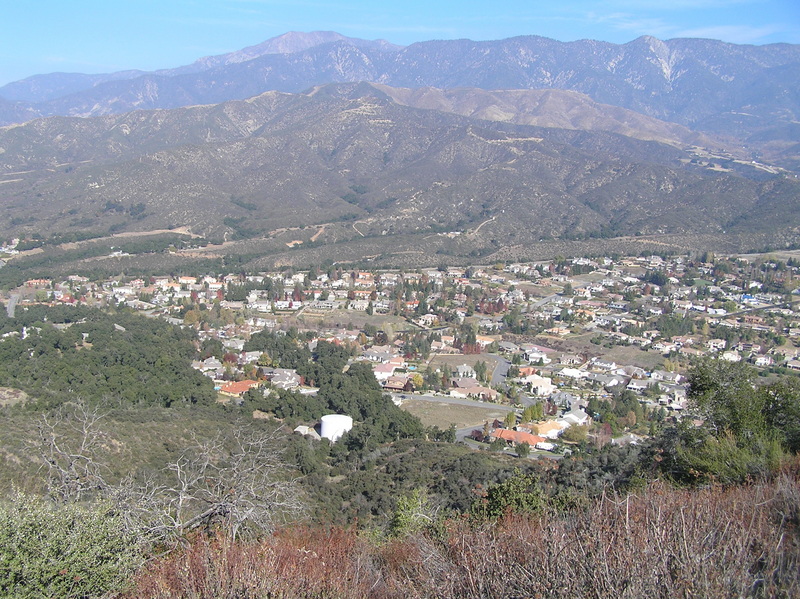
427,352,503,372
593,344,667,370
400,398,512,430
556,333,668,370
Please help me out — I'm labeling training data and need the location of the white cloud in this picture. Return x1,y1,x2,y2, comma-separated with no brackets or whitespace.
585,12,675,36
675,24,784,43
606,0,755,9
581,6,790,43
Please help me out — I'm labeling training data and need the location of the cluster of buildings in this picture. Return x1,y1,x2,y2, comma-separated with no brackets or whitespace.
9,250,800,453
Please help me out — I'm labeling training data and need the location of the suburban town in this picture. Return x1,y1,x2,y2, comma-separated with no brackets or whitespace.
5,249,799,456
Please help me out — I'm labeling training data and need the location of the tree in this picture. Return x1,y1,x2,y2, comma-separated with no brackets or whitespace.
561,425,588,443
36,404,113,504
489,438,506,451
516,442,531,458
388,489,438,538
411,372,425,390
472,470,545,520
761,378,800,453
521,403,543,423
687,359,764,439
474,360,488,382
152,427,305,541
653,359,798,485
646,270,668,287
34,405,305,545
504,411,517,429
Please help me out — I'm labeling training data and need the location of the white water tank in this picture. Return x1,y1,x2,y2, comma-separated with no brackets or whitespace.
320,414,353,443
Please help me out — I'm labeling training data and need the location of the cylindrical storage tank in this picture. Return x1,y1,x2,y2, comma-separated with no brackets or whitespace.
320,414,353,443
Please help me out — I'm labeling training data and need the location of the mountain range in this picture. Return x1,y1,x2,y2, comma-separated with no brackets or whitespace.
0,31,798,267
1,32,798,166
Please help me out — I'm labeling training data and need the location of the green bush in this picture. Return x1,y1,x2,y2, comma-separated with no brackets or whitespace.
0,493,142,598
676,431,785,485
472,470,546,520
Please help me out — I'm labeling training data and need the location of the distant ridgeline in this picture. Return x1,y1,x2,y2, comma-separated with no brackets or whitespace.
0,33,798,264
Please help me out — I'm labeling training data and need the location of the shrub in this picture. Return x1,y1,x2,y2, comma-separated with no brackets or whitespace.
0,493,143,598
471,470,546,521
676,430,785,485
126,472,800,598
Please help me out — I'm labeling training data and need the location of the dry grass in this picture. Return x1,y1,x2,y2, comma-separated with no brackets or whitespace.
400,399,510,429
597,344,668,370
0,387,29,407
427,353,501,370
127,466,800,598
556,332,667,370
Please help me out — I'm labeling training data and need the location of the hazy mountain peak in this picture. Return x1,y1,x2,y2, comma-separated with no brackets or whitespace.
189,31,403,72
247,31,401,55
0,32,797,173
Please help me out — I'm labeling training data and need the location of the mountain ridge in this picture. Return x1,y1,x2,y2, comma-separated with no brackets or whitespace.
0,82,796,260
0,32,796,169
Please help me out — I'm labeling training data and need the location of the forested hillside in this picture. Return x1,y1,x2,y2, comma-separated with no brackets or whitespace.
0,304,215,409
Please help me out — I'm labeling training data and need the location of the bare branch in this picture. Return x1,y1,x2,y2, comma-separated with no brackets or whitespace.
32,403,112,504
31,406,305,547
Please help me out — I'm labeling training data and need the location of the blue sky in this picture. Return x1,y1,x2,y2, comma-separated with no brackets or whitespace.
0,0,798,86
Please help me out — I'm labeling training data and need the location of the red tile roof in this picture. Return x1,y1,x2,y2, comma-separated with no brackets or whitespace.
491,429,545,446
220,380,260,395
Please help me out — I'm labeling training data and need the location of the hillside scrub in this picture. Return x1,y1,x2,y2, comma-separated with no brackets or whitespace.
650,359,800,486
3,306,800,596
127,467,800,598
0,494,143,599
0,305,216,410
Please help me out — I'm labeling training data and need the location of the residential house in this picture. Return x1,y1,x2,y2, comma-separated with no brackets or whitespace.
372,363,396,382
559,406,592,427
449,385,498,401
383,376,413,392
219,380,260,397
456,364,477,379
264,368,302,390
650,370,684,384
534,420,568,439
519,374,556,396
490,428,545,448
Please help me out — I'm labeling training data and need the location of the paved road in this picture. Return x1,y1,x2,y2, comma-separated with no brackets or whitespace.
531,293,559,309
517,393,539,408
6,293,18,318
490,356,511,387
727,297,800,317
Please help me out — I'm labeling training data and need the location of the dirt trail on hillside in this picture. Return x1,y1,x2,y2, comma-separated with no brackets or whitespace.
11,227,201,258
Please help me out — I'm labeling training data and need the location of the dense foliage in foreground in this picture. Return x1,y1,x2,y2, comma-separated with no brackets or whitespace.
126,469,800,598
0,495,142,598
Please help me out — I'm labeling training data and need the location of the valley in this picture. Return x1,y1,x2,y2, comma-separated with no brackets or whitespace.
0,27,798,598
